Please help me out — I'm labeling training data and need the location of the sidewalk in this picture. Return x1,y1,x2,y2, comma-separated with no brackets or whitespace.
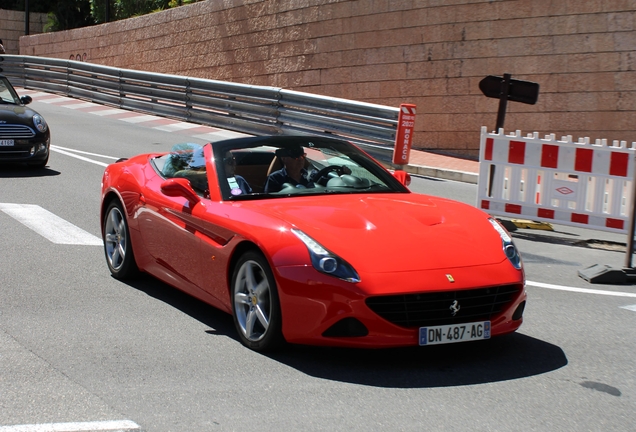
401,148,480,184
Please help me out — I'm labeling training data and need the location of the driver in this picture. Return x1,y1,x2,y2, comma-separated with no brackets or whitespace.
264,145,317,193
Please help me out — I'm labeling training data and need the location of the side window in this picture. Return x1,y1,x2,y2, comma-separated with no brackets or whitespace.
157,145,208,195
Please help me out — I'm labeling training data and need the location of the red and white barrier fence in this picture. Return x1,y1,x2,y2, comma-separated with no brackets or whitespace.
477,127,636,234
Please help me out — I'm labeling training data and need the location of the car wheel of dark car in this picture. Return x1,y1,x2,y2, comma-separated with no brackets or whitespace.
103,200,138,279
231,251,284,351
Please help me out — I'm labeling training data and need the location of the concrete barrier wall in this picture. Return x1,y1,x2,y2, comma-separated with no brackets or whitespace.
0,9,47,54
17,0,636,158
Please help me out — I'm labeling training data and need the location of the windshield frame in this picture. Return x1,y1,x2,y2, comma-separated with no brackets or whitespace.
212,136,410,201
0,76,21,105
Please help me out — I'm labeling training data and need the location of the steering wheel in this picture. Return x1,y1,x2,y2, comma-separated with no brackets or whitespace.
311,165,346,185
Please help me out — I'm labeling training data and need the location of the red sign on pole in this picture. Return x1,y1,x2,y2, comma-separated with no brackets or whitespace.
392,104,416,165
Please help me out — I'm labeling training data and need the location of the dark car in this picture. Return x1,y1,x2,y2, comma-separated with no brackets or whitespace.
0,75,50,168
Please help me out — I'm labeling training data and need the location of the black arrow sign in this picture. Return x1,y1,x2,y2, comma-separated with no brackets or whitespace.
479,74,540,131
479,75,539,105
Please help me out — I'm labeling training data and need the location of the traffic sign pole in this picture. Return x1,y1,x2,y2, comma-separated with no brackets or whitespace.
496,73,511,131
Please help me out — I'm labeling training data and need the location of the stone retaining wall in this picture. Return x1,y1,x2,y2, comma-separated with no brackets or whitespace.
18,0,636,158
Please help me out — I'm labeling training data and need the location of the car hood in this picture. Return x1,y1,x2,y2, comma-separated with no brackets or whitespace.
0,104,39,124
249,193,506,273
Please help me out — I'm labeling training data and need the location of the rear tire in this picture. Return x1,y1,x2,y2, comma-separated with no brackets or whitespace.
231,251,284,352
103,200,138,279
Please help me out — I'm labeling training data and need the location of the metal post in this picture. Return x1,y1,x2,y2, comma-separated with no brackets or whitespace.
495,73,511,131
624,156,636,268
24,0,30,35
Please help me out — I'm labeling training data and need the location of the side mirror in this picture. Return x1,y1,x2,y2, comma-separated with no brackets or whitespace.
392,170,411,186
20,95,32,105
160,178,201,205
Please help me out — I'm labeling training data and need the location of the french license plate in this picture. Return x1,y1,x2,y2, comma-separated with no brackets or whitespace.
0,140,15,146
419,321,490,346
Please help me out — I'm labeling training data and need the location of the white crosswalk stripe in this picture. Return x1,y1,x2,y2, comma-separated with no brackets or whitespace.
0,419,140,431
0,203,102,246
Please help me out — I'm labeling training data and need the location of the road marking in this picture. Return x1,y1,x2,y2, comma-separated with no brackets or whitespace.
120,114,163,123
89,108,130,116
37,97,73,104
620,305,636,312
0,204,102,246
51,145,120,160
154,122,203,132
49,146,110,167
527,280,636,298
0,419,140,431
194,130,250,141
61,102,98,109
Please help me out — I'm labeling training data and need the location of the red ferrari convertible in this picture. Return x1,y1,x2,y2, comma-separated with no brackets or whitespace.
101,136,526,351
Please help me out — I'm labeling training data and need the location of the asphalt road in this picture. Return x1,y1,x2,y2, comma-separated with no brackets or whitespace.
0,99,635,431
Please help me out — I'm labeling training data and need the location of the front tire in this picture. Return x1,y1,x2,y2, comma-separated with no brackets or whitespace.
231,251,284,352
103,200,138,279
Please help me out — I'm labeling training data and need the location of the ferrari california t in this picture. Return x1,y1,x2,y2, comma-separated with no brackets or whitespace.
0,75,50,168
101,136,526,351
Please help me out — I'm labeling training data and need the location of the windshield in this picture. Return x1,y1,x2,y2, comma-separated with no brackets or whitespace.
213,136,409,200
0,77,21,104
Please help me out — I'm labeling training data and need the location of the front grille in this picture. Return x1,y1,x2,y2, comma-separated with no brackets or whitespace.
0,124,36,139
0,147,31,158
365,284,522,328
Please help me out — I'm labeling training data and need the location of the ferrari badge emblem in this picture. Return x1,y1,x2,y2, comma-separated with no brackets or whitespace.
449,300,460,316
446,274,455,283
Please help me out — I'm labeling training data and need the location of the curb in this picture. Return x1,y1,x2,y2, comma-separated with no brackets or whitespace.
406,164,479,184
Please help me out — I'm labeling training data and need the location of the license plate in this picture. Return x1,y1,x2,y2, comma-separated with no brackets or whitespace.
419,321,490,346
0,140,14,146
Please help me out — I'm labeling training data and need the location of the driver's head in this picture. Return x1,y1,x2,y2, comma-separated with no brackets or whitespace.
276,145,306,172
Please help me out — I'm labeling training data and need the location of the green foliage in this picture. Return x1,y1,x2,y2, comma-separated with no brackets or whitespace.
88,0,112,24
168,0,198,8
1,0,203,29
44,0,93,31
0,0,93,30
89,0,171,23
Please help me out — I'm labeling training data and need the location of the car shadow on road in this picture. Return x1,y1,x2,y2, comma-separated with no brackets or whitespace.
0,164,60,177
266,334,567,388
119,274,567,389
119,274,238,338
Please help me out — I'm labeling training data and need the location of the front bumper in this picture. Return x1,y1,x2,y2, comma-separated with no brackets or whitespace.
0,136,50,163
275,262,526,348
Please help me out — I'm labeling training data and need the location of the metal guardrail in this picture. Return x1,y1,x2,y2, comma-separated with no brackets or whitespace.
0,55,399,157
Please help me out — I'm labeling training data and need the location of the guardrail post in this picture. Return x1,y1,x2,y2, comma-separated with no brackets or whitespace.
185,78,192,120
118,69,124,108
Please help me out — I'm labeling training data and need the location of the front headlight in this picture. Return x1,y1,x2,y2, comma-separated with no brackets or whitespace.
488,218,522,270
33,114,48,133
291,229,360,283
